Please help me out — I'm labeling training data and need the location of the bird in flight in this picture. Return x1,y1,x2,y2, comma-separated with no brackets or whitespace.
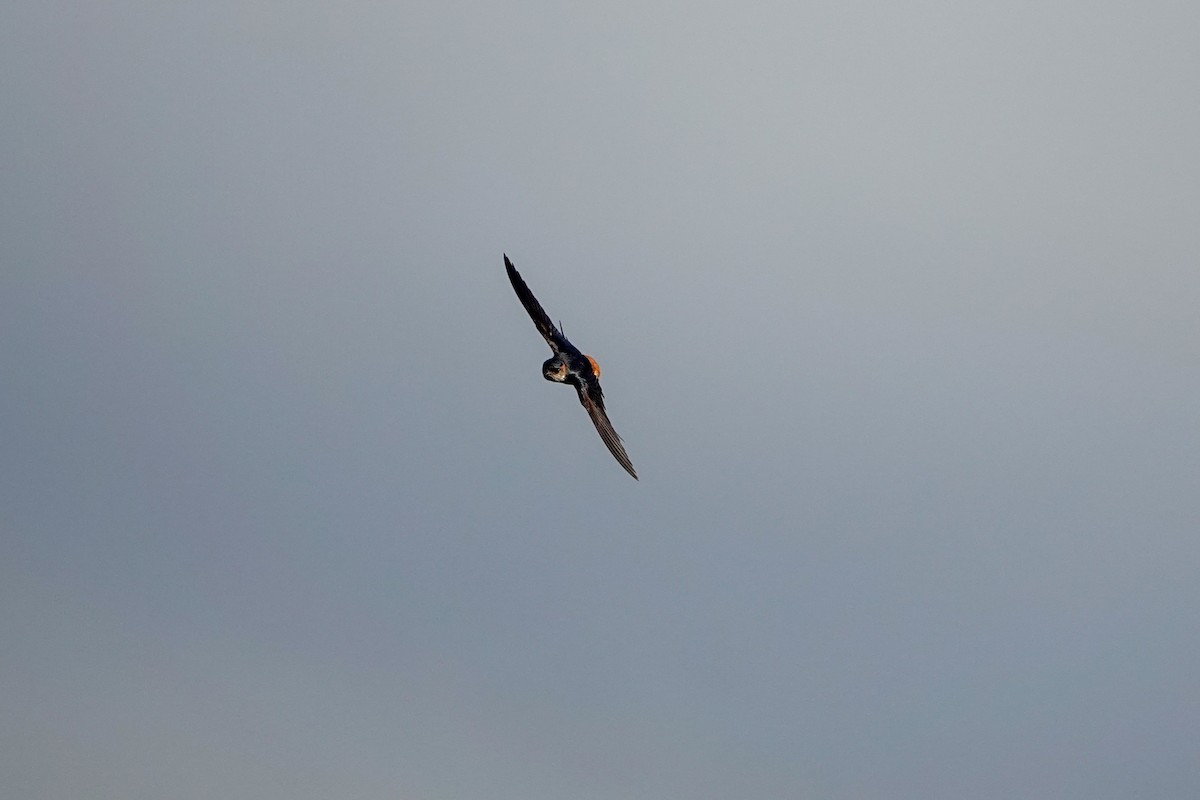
504,254,637,480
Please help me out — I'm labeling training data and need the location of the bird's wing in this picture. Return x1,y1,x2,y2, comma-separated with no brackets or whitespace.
504,254,578,355
575,378,638,480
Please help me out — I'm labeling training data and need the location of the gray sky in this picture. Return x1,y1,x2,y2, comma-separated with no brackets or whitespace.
3,2,1198,798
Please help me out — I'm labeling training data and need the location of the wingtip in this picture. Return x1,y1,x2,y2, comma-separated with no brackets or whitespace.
622,454,639,480
504,253,521,279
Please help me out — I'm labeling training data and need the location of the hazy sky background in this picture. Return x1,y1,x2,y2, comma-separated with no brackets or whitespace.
3,2,1198,798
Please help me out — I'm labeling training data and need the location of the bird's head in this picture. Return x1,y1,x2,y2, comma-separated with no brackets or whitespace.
542,357,569,382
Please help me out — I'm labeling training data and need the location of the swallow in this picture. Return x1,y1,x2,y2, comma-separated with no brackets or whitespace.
504,254,637,480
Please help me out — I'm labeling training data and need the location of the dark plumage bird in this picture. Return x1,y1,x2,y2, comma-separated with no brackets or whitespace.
504,254,637,480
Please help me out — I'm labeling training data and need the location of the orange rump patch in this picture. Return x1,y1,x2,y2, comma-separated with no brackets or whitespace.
585,355,601,377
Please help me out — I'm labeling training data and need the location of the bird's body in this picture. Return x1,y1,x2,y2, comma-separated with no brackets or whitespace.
504,254,637,480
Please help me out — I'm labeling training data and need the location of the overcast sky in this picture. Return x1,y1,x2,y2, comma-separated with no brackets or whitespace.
2,2,1198,798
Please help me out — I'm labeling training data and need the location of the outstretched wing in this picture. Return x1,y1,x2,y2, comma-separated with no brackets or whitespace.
504,254,578,355
575,377,638,480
